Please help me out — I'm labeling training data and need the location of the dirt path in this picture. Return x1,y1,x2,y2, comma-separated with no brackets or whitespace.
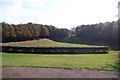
2,67,119,78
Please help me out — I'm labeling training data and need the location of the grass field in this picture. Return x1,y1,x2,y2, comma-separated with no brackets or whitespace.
0,39,119,71
1,51,119,71
0,39,102,47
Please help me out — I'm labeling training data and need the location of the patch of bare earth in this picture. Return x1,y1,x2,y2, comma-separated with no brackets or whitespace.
2,67,119,78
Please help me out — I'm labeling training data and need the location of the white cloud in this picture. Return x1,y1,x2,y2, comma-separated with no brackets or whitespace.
0,0,119,29
0,0,46,23
22,0,46,8
44,0,119,29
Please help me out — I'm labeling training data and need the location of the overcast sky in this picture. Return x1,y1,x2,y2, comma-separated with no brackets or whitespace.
0,0,119,29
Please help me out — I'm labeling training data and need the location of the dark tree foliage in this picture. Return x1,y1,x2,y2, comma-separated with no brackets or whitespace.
75,21,118,46
1,20,118,50
118,19,120,49
40,25,49,37
44,25,69,38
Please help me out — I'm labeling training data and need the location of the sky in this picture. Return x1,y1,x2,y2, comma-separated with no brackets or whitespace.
0,0,119,29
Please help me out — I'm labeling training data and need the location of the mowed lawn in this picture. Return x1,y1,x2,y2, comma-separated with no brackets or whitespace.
0,39,119,71
0,39,100,47
1,51,119,71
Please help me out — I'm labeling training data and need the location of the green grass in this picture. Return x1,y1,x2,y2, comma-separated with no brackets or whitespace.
1,51,119,71
0,39,102,47
0,39,118,70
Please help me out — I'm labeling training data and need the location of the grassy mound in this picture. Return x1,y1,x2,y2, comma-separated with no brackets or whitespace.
1,38,99,47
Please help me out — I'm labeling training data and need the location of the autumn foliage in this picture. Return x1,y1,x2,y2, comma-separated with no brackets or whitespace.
1,22,69,42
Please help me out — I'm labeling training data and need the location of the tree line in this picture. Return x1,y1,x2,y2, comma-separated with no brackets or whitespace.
75,20,118,46
1,22,69,42
0,20,119,49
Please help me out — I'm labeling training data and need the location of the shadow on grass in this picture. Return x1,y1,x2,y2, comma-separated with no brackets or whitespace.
103,62,120,71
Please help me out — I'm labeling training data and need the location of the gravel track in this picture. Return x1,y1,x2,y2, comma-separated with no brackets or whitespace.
2,67,119,78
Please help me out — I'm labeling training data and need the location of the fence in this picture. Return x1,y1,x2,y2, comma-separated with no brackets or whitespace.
1,46,109,54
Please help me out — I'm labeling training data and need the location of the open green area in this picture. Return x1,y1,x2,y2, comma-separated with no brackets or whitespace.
1,39,119,71
1,51,119,71
1,39,101,47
